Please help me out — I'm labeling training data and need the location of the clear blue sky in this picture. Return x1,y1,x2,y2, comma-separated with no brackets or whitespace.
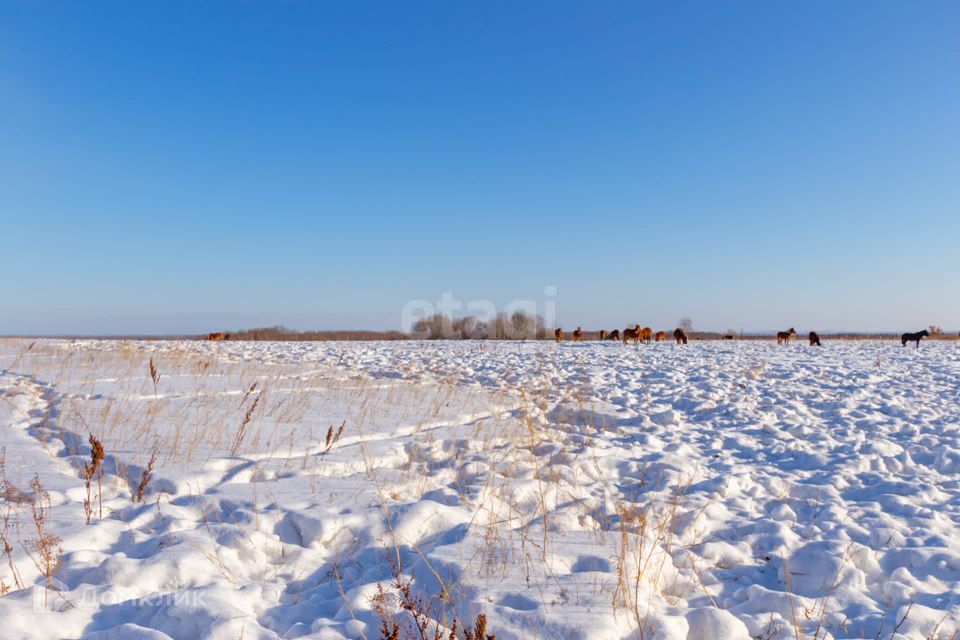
2,2,957,334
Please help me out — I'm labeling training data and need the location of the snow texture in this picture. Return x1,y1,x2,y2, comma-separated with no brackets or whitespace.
0,338,958,639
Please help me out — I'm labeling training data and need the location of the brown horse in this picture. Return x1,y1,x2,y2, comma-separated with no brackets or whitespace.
776,328,796,345
808,331,821,346
554,328,564,343
655,331,666,342
599,330,606,341
623,325,642,346
901,330,929,348
723,334,735,340
608,329,620,342
206,332,225,341
573,327,583,342
674,328,688,345
641,327,653,344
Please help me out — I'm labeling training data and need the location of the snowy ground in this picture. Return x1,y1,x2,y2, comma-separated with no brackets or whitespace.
0,338,959,639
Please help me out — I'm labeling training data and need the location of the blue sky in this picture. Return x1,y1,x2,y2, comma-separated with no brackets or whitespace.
1,2,958,334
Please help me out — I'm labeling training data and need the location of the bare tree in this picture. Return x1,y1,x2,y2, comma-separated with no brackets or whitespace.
490,312,510,340
679,317,694,333
535,315,548,340
509,311,528,338
471,321,489,339
454,316,486,339
452,316,471,339
412,313,455,339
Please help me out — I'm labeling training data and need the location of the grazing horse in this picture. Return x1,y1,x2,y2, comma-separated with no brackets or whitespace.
554,328,564,343
674,328,688,345
608,329,620,342
573,327,584,342
622,325,642,346
723,334,735,340
641,327,653,344
901,330,929,348
808,331,821,346
599,330,606,341
655,331,666,342
206,332,225,341
776,328,797,345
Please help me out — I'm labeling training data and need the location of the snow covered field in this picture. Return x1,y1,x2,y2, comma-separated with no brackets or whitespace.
0,337,958,639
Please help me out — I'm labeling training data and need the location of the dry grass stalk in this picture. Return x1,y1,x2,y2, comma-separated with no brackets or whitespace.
240,381,258,408
683,547,718,609
463,614,494,640
324,420,346,454
371,551,495,640
361,432,493,640
148,357,160,396
331,560,369,640
231,392,262,456
613,503,650,635
806,544,853,640
609,475,694,639
196,502,239,584
134,450,157,503
83,433,105,523
782,552,805,640
25,475,62,591
0,454,27,590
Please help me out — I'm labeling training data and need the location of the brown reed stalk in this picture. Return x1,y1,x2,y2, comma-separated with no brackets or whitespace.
134,451,157,503
148,358,160,396
83,433,105,523
231,392,261,456
323,420,346,454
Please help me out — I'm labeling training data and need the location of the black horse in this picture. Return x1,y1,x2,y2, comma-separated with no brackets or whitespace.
901,330,930,348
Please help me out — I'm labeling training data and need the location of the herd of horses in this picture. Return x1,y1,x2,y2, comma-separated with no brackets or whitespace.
775,328,820,346
556,325,689,345
555,326,935,348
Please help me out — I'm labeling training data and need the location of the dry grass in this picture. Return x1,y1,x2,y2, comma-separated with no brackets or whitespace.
24,475,62,592
231,390,263,456
0,454,26,591
148,357,160,396
134,450,157,503
372,551,495,640
83,433,105,523
324,420,346,454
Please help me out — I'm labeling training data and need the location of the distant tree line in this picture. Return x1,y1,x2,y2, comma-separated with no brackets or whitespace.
411,311,549,340
215,326,407,341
